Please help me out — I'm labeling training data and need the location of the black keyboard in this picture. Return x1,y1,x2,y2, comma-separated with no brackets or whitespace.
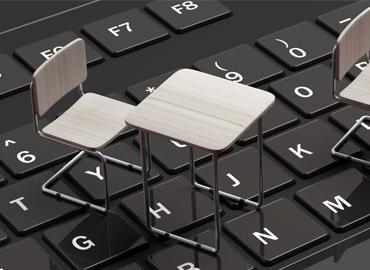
1,1,370,269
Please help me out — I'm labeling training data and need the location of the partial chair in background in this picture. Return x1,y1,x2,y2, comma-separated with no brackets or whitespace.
332,7,370,165
30,38,141,212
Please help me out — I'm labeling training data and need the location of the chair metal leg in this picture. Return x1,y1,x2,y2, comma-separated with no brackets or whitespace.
191,118,265,208
331,115,370,166
139,130,221,253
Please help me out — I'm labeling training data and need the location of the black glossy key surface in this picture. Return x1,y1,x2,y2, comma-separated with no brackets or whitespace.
82,9,169,56
281,228,370,270
257,22,335,70
44,212,148,270
133,135,212,174
347,56,368,79
265,120,362,178
270,64,347,118
237,101,299,145
296,168,370,232
317,1,370,36
126,70,177,103
14,31,103,71
120,176,223,234
224,198,329,265
196,148,294,208
68,142,161,202
148,230,254,270
0,171,81,235
0,226,8,246
0,122,76,177
117,263,144,270
330,106,370,149
0,239,61,270
146,0,231,33
0,54,30,98
193,44,284,86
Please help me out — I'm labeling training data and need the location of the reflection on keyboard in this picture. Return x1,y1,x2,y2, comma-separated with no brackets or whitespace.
0,1,370,269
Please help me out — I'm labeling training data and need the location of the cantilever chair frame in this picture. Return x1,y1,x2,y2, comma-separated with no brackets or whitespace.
30,39,142,213
331,8,370,166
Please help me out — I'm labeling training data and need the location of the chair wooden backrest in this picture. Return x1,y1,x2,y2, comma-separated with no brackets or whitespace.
31,38,87,116
334,7,370,80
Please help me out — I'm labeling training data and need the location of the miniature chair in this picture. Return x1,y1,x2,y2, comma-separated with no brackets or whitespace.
332,7,370,165
30,38,141,212
125,69,275,253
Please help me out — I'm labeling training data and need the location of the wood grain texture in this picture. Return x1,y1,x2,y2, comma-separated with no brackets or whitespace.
126,69,275,152
43,93,134,150
32,38,87,116
339,64,370,109
335,7,370,80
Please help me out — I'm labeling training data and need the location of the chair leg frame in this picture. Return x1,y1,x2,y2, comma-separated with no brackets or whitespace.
42,149,143,213
331,115,370,166
139,130,221,253
191,118,264,208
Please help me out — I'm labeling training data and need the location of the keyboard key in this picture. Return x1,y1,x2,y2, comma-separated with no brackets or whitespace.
0,227,8,246
257,22,335,70
0,54,30,98
126,70,177,103
146,0,231,33
196,148,294,208
14,31,103,71
0,239,61,269
148,230,254,270
281,228,370,270
44,212,148,270
193,44,284,86
265,120,362,178
317,2,370,36
224,198,329,265
120,176,223,234
0,173,6,187
82,9,169,56
270,64,348,118
68,142,161,202
0,122,76,177
296,169,370,232
330,106,370,149
133,135,215,174
0,171,81,235
347,56,368,79
117,263,144,270
237,101,299,145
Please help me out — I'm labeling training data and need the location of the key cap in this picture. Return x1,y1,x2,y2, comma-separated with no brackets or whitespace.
296,168,370,232
14,31,103,71
146,0,231,33
0,239,62,269
270,64,348,118
68,142,161,202
0,173,6,187
257,22,336,70
148,230,254,270
237,101,299,145
117,263,144,270
347,56,368,79
281,227,370,270
194,44,284,86
44,212,148,270
0,171,81,235
0,227,8,246
196,148,294,208
133,134,216,174
0,122,76,177
126,70,177,103
0,54,30,98
330,106,370,149
120,176,223,234
317,2,370,36
82,9,169,56
224,198,329,265
264,120,362,178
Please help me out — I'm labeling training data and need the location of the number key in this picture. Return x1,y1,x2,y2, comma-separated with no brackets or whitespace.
82,9,170,56
257,22,336,70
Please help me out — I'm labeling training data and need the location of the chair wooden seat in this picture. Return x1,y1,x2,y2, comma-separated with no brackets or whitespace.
43,93,134,150
126,69,275,152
